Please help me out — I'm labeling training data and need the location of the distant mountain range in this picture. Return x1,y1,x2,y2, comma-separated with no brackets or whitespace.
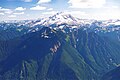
0,12,120,80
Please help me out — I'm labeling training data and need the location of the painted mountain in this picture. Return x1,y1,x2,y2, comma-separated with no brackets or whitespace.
0,12,120,80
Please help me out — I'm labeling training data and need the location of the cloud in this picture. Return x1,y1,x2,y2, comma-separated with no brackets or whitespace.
15,7,26,11
98,10,120,20
0,13,4,15
42,11,87,16
101,6,119,9
65,11,87,15
13,12,24,15
4,10,13,14
26,14,30,16
37,0,51,4
0,7,13,14
8,15,16,18
111,6,119,8
68,0,106,8
0,7,10,11
47,8,53,11
21,0,32,2
42,11,58,15
30,5,46,10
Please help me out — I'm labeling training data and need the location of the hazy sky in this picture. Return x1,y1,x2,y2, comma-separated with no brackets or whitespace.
0,0,120,21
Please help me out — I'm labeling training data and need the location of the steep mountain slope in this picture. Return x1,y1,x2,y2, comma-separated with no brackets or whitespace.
0,27,97,80
101,66,120,80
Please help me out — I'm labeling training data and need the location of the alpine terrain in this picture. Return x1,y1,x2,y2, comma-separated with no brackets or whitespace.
0,12,120,80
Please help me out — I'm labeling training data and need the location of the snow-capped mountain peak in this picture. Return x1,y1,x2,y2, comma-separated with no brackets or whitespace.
32,12,79,27
49,12,78,22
